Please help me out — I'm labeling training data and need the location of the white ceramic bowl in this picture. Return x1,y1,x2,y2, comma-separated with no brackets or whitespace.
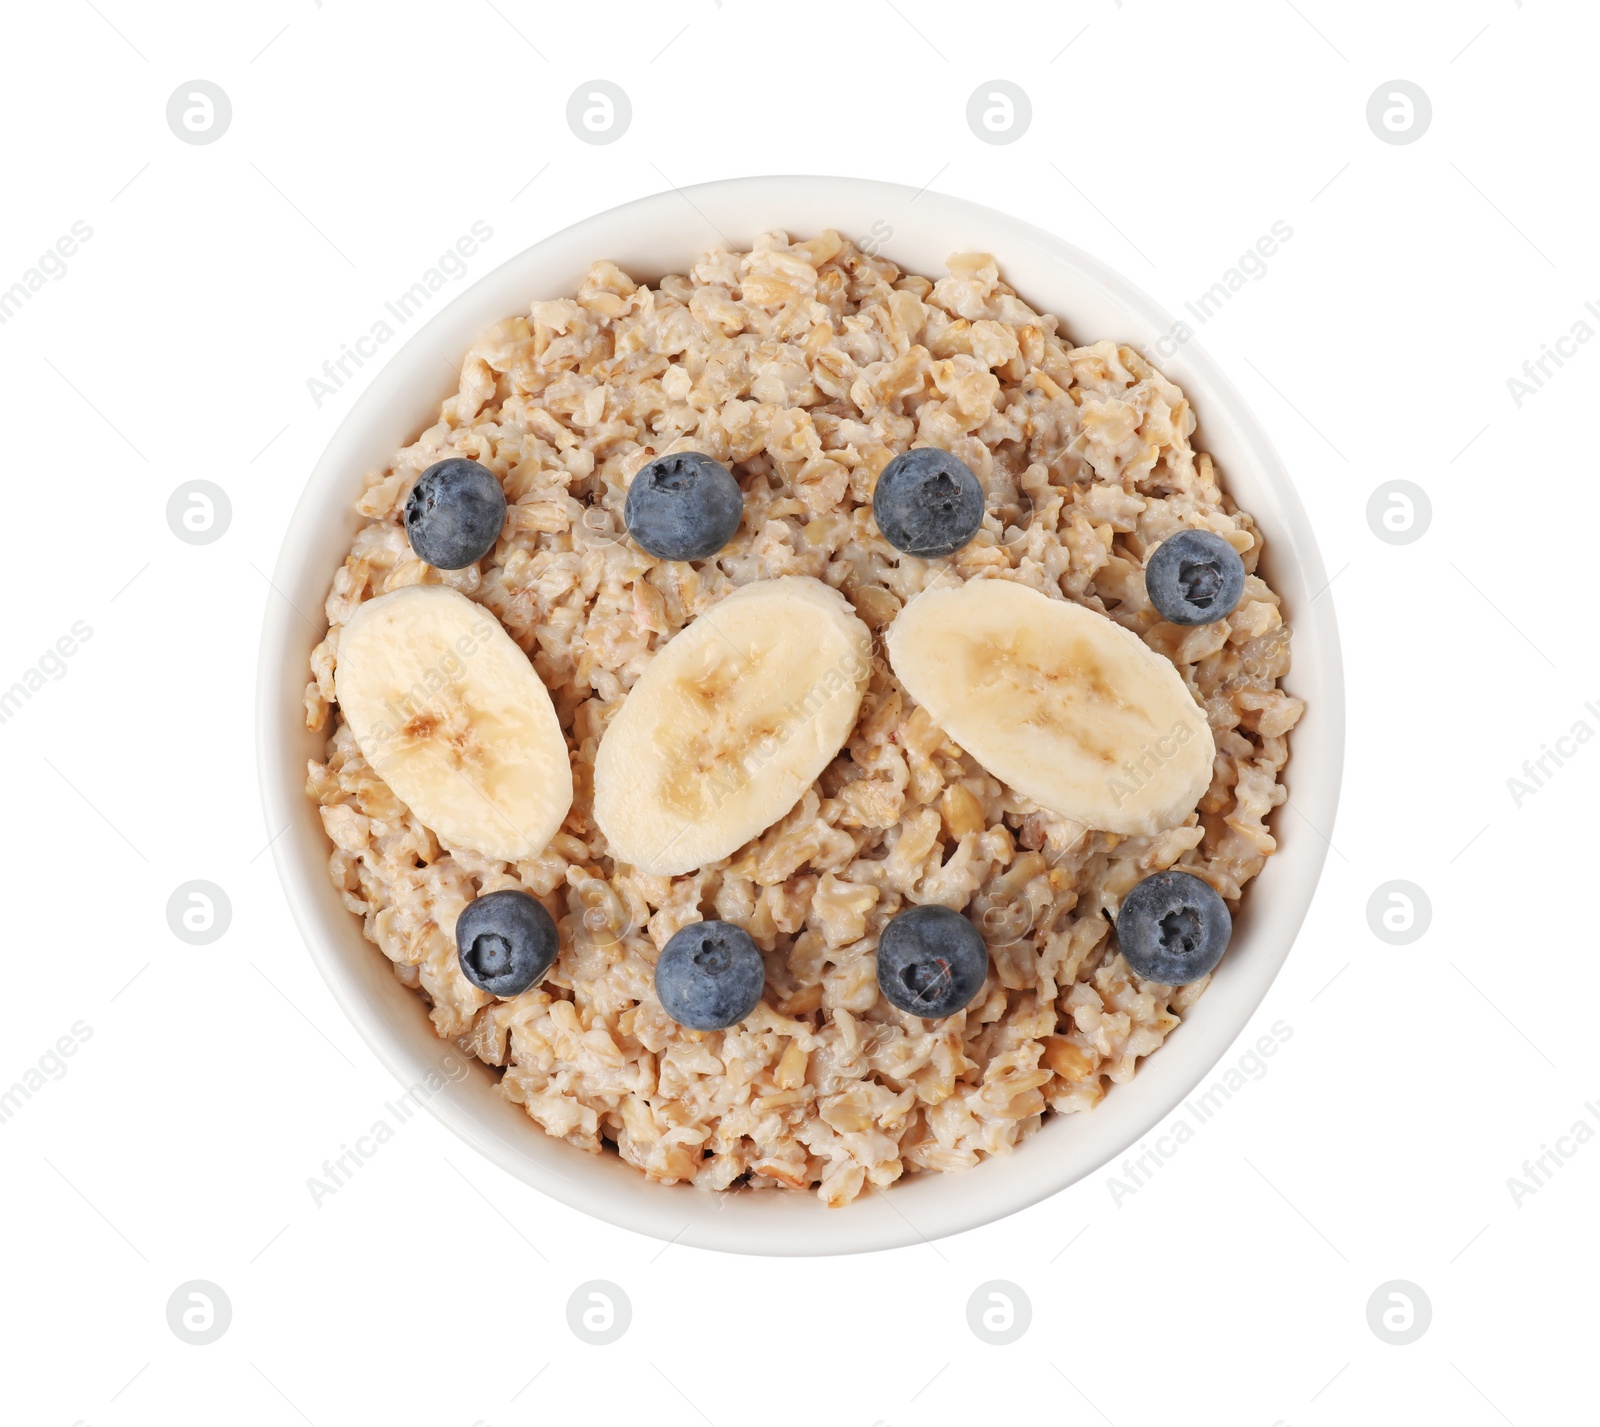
258,175,1344,1256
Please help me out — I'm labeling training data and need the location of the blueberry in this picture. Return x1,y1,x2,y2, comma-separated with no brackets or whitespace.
1145,529,1246,626
455,889,558,998
875,904,989,1018
1115,870,1232,984
655,920,766,1031
872,448,985,558
624,452,744,561
404,459,507,570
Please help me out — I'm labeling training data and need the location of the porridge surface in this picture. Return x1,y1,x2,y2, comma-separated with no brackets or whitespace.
304,230,1303,1205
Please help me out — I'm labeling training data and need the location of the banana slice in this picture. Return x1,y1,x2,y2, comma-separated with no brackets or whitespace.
593,577,872,876
334,585,572,861
886,578,1213,836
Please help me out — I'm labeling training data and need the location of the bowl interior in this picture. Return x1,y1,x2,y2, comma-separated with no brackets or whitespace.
258,175,1344,1255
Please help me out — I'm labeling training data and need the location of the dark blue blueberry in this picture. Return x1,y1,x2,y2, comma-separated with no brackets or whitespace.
456,889,558,998
1145,529,1246,626
404,459,507,569
655,920,766,1031
872,448,984,558
624,452,744,561
1115,870,1232,984
876,904,989,1018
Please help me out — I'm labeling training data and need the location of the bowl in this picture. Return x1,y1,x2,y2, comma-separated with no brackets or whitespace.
257,175,1344,1255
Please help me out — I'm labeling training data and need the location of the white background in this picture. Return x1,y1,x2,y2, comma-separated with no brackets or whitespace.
2,1,1592,1423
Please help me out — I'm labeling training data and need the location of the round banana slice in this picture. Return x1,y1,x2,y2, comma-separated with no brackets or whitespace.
593,576,872,876
333,585,573,862
886,578,1214,836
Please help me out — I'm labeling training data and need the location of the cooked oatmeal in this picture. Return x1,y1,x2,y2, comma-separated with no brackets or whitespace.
304,231,1304,1205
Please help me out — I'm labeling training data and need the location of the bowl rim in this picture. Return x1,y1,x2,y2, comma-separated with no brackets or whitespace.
257,173,1345,1256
